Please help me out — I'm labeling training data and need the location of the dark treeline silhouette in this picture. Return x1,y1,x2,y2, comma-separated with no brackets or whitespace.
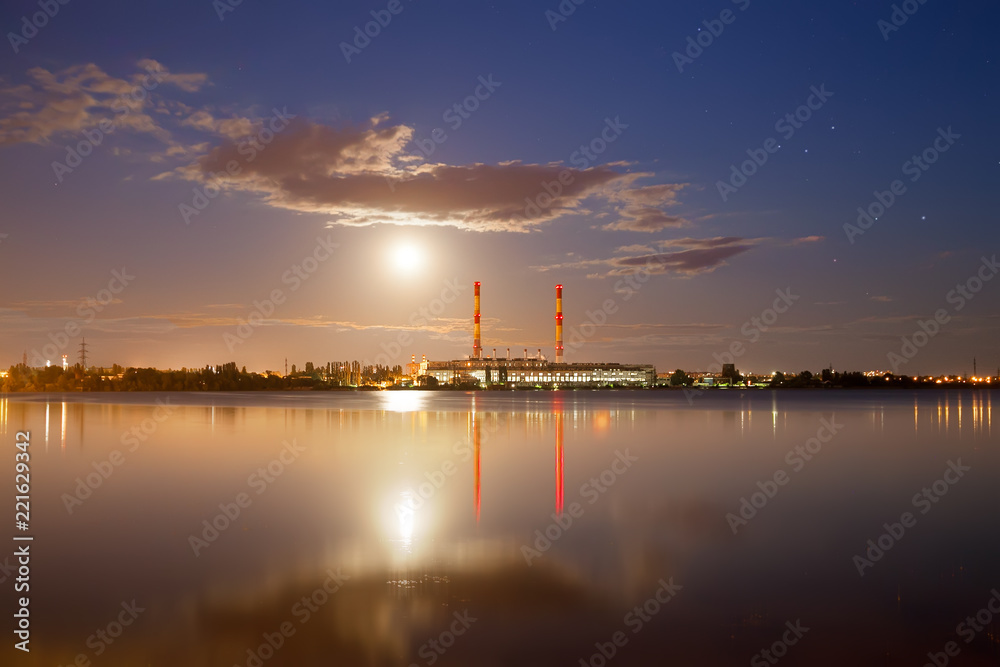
1,362,986,393
1,361,403,392
764,370,971,388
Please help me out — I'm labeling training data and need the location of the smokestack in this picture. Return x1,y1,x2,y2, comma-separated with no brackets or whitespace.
507,347,510,360
555,284,564,363
493,348,496,359
473,281,481,359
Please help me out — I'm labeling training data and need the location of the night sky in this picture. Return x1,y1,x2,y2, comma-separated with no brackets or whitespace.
1,0,997,375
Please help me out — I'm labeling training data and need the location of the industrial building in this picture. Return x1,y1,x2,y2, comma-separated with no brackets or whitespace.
415,282,656,388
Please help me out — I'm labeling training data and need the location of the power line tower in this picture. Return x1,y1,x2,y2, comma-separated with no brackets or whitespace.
78,337,88,369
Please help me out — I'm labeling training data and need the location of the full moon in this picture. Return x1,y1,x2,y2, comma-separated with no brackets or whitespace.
391,243,424,273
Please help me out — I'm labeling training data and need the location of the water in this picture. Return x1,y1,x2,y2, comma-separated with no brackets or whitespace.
2,390,999,666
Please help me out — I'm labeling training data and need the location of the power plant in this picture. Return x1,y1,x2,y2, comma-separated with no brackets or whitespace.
418,281,656,388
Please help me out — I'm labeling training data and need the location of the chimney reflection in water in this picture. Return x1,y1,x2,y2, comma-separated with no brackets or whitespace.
555,399,564,516
473,410,481,523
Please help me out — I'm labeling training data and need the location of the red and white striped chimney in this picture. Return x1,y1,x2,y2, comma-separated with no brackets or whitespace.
555,284,564,363
473,281,481,359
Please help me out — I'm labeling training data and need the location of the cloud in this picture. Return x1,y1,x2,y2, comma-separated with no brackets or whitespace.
615,244,655,254
0,61,690,234
0,304,474,343
657,236,746,249
601,184,690,232
0,60,207,147
537,236,761,277
180,110,257,139
609,243,756,276
166,113,690,233
136,59,208,93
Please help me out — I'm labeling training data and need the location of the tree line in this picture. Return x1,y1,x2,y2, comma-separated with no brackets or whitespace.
1,361,403,392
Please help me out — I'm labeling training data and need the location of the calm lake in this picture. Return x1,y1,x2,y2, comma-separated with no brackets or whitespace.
3,389,999,666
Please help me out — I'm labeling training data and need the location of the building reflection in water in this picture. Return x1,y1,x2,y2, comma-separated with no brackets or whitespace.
469,397,566,520
2,391,998,664
925,392,992,438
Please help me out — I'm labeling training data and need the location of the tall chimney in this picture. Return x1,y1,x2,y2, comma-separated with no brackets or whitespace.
555,284,564,363
473,281,482,359
507,347,510,360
